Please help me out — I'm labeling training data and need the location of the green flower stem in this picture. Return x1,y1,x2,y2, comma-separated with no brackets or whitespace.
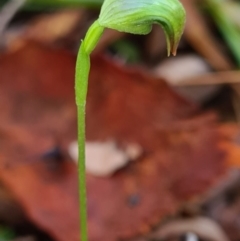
75,20,104,241
77,103,88,241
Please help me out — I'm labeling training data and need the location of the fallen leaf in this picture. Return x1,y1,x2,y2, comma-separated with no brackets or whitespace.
0,42,228,241
218,124,240,168
69,140,143,177
0,40,76,141
24,10,85,45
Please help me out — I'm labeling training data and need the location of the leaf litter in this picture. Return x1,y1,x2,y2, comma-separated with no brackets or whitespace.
0,41,239,241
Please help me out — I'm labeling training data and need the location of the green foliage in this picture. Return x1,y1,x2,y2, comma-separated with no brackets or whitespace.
75,1,186,241
0,0,103,10
0,226,15,241
24,0,103,9
205,0,240,66
0,0,8,8
110,39,141,63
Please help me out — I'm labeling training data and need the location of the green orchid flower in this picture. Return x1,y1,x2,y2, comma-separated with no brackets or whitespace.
75,1,186,241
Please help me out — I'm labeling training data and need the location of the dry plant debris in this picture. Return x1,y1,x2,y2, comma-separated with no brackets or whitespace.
24,10,85,45
181,0,233,71
149,217,229,241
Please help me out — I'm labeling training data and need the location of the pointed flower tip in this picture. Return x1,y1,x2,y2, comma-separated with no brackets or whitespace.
171,44,178,56
167,49,176,57
167,39,180,56
98,0,186,56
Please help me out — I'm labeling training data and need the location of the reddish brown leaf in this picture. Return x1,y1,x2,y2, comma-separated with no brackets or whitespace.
0,42,227,241
218,124,240,168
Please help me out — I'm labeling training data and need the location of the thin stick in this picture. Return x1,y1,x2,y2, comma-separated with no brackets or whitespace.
172,71,240,86
0,0,26,34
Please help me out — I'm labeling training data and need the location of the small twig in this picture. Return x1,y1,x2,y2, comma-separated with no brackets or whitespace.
173,71,240,86
0,0,26,34
232,93,240,123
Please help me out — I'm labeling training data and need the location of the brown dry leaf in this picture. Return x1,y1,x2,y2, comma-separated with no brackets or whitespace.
23,10,85,45
181,0,233,71
218,124,240,168
201,124,240,241
0,42,228,241
0,40,76,140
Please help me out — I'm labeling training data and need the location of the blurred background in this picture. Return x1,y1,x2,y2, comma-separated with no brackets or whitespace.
0,1,240,241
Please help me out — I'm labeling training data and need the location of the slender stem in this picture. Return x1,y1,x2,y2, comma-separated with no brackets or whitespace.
77,103,88,241
75,20,104,241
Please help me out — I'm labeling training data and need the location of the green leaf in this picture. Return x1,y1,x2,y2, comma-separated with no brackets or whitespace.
205,0,240,66
24,0,103,9
0,226,15,241
98,0,186,55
